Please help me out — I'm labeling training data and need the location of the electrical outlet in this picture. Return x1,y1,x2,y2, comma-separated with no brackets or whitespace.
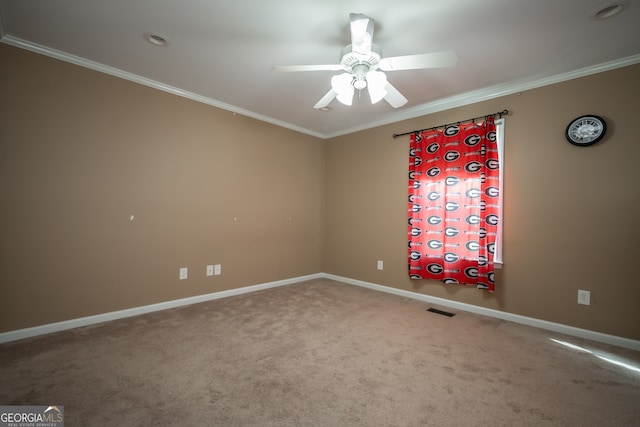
206,265,214,277
377,260,383,270
214,264,221,275
577,290,590,305
179,267,188,280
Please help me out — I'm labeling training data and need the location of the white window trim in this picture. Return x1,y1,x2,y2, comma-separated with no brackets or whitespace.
494,118,505,267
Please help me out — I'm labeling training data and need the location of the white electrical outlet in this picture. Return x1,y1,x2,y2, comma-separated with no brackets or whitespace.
214,264,221,275
377,260,383,270
206,265,214,277
179,267,188,280
577,290,590,305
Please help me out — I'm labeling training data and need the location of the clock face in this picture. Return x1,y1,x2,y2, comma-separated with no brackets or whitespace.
565,115,607,146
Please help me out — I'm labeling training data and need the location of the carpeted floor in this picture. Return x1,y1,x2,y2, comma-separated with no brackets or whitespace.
1,279,639,426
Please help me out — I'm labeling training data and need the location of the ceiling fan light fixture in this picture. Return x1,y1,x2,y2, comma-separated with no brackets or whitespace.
353,78,367,90
366,70,388,104
352,63,370,91
335,90,354,106
331,73,353,93
276,13,458,110
331,74,355,105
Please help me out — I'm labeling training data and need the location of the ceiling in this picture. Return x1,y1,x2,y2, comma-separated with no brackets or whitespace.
1,0,639,139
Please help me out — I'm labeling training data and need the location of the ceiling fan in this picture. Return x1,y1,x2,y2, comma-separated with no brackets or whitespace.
273,13,459,109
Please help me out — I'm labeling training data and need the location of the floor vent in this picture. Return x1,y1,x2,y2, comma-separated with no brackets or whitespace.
427,308,455,317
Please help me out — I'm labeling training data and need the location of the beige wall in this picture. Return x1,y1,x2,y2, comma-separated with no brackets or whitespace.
2,42,639,341
325,63,640,341
0,44,324,331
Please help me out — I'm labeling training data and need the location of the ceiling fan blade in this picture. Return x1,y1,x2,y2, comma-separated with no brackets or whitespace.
383,82,408,108
379,51,459,71
314,89,337,109
349,13,374,55
272,64,343,72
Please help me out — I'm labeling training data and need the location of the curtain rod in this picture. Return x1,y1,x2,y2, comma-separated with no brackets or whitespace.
392,109,509,139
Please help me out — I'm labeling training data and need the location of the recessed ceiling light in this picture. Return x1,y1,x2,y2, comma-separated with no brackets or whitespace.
589,1,629,21
144,32,169,47
319,107,332,112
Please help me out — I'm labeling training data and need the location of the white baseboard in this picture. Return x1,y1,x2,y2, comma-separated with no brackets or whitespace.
2,272,638,352
323,273,640,352
0,273,323,344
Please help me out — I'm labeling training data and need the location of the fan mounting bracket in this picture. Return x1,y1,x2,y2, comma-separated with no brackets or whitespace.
339,44,382,73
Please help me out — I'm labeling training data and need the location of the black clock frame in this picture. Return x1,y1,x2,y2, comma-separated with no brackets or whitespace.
565,115,607,147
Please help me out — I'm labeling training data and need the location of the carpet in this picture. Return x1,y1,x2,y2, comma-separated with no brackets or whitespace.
1,279,639,426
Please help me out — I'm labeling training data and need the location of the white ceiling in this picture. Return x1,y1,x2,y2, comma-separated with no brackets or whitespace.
1,0,639,138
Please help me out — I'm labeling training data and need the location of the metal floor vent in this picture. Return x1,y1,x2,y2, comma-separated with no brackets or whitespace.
427,308,455,317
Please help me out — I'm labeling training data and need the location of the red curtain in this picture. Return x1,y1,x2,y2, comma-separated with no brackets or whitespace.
408,117,499,291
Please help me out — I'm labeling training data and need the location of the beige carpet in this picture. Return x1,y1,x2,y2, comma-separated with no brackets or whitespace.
1,279,639,426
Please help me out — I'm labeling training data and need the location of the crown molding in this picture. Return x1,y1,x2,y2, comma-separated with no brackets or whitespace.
324,53,640,139
0,35,325,139
2,34,639,140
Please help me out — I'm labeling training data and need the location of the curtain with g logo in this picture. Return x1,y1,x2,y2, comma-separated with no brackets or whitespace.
408,117,499,291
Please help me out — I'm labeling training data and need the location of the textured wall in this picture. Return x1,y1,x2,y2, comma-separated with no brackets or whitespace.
2,41,639,341
0,44,325,331
324,64,640,340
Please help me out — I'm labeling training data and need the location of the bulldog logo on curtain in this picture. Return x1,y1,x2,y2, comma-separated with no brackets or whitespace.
408,117,498,291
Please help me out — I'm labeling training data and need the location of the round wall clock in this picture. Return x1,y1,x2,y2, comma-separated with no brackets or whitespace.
565,115,607,146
